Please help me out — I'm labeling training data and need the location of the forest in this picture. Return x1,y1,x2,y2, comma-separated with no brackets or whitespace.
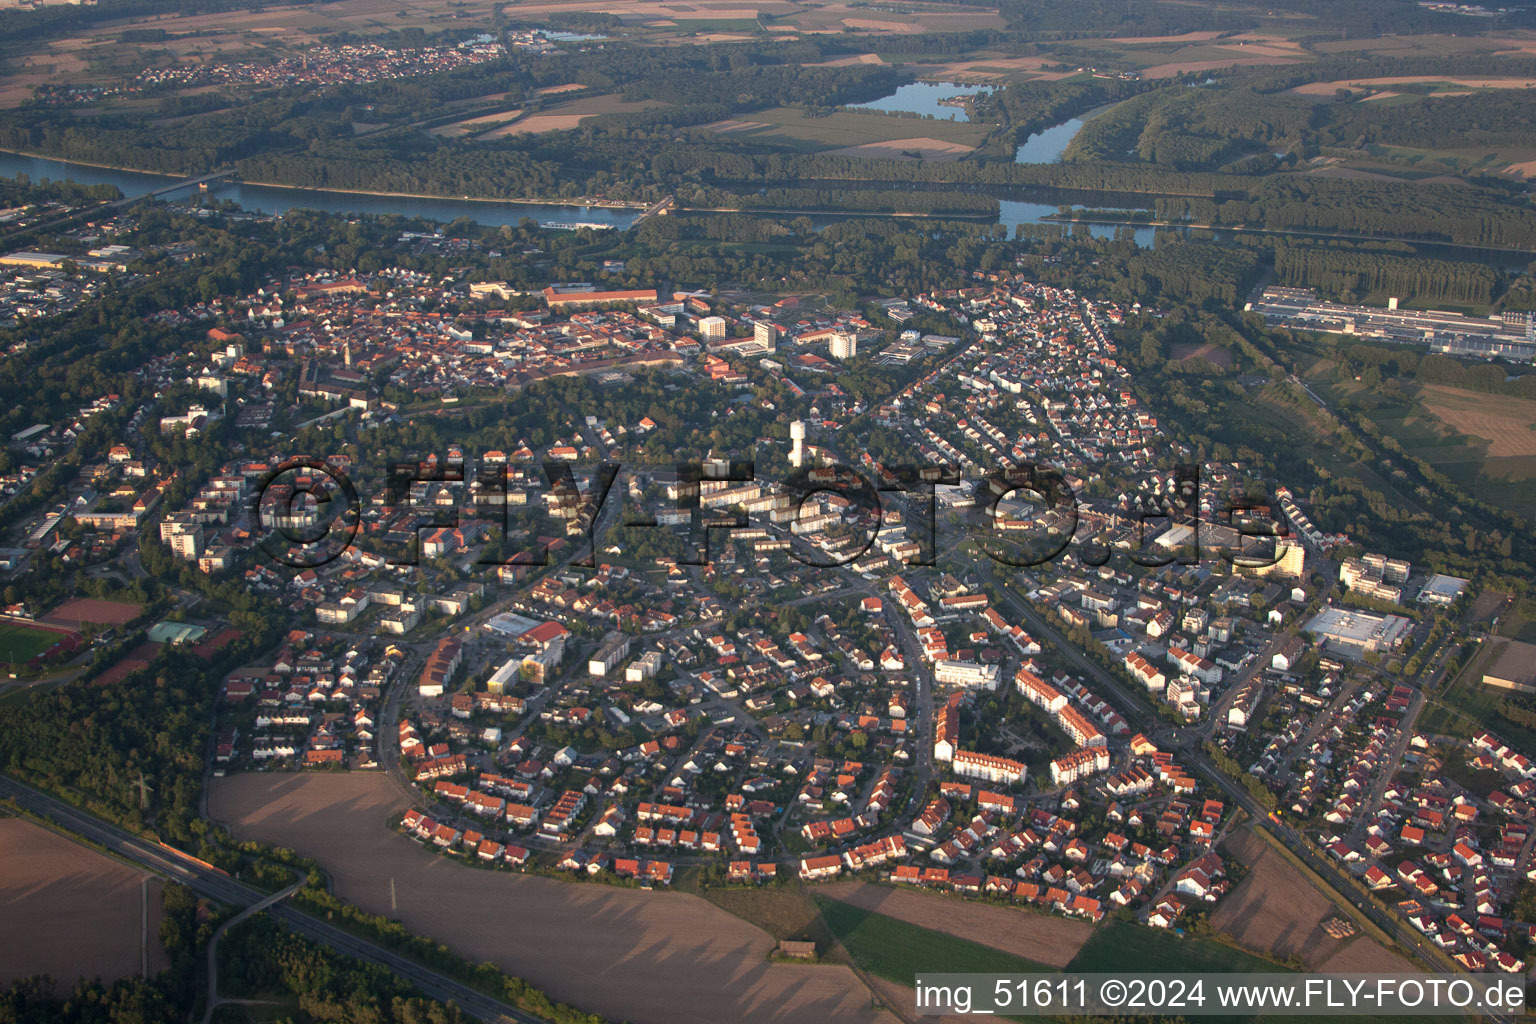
1273,246,1503,307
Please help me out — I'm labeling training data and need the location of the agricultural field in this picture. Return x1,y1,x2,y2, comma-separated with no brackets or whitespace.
430,109,524,138
704,106,990,155
209,772,894,1024
815,896,1052,983
478,94,666,137
0,817,167,988
1316,380,1536,518
1212,828,1417,971
1064,918,1283,975
820,881,1091,967
1418,385,1536,459
1290,76,1536,98
701,879,841,953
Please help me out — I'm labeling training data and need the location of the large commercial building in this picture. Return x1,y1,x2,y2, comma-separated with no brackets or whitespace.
1304,606,1413,655
1249,287,1536,363
542,285,658,310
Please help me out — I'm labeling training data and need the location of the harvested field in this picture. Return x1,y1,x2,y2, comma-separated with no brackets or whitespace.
1142,57,1304,79
209,772,897,1024
819,881,1091,968
922,55,1072,81
1291,76,1536,96
823,137,975,161
707,119,772,133
1170,341,1234,367
804,53,885,67
869,976,1013,1024
431,109,523,137
701,105,988,151
1316,934,1422,974
478,94,665,137
1419,384,1536,457
0,818,167,988
840,17,924,32
1213,828,1412,971
42,597,144,628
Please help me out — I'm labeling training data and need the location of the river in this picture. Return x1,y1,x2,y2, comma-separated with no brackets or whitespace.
0,150,642,230
1,145,1156,242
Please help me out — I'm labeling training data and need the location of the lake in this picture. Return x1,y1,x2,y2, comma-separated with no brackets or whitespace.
1014,102,1121,164
848,81,993,122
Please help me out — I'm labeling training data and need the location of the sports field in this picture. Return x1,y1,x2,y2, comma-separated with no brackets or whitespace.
0,621,68,664
42,597,144,628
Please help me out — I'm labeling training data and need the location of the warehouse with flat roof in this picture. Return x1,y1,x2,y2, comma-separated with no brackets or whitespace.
1303,606,1413,655
1482,639,1536,694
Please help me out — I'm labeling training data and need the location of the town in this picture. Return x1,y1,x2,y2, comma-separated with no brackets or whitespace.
2,223,1523,986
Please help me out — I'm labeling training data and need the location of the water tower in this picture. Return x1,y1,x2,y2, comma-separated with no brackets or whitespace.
789,420,806,468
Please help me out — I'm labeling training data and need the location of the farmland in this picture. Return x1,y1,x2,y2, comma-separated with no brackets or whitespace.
819,880,1091,968
1314,380,1536,518
209,772,896,1024
0,817,167,988
1064,918,1282,975
1212,828,1417,971
704,106,990,154
815,896,1052,983
478,94,667,137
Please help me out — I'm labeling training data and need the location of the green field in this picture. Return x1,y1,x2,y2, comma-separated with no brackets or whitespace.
708,106,991,153
1418,639,1536,749
815,897,1051,984
0,621,67,665
1313,380,1536,518
1065,919,1284,975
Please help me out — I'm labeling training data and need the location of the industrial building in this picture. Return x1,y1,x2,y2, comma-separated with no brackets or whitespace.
1248,287,1536,363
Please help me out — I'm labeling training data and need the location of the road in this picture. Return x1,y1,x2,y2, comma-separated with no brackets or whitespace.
971,564,1487,994
0,773,550,1024
201,876,304,1024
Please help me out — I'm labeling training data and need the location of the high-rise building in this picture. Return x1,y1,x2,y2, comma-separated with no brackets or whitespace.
829,331,857,359
789,420,806,468
698,316,727,341
753,321,778,351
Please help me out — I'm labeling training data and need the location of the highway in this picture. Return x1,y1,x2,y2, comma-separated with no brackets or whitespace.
0,773,549,1024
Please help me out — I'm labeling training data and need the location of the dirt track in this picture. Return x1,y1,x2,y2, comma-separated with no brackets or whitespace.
210,772,898,1024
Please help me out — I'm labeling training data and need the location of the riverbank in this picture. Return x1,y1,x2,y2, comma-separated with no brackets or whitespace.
237,178,651,209
1042,212,1536,257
